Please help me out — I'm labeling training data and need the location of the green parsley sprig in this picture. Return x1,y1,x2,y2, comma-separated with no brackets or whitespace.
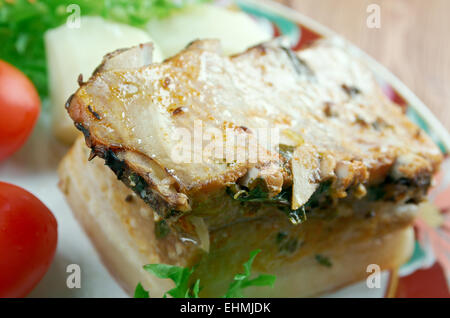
135,249,276,298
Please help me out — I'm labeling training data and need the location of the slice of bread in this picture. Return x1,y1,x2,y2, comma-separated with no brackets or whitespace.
58,137,415,297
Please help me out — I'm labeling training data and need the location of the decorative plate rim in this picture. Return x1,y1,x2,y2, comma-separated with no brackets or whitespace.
238,0,450,153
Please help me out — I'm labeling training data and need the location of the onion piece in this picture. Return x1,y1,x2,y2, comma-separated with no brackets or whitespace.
190,216,210,253
291,144,321,210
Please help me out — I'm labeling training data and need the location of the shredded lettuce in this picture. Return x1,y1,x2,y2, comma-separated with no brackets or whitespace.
135,249,276,298
0,0,210,98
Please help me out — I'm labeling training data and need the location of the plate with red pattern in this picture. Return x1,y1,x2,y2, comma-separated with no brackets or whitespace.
233,0,450,298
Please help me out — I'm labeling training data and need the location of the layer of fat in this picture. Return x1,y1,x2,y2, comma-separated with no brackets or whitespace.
45,16,163,144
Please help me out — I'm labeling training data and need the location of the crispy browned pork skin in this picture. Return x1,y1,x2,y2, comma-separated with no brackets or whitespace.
66,38,442,223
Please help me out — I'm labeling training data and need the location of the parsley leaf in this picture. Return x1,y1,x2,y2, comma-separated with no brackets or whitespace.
191,279,201,298
135,249,276,298
142,264,194,298
223,249,276,298
134,282,150,298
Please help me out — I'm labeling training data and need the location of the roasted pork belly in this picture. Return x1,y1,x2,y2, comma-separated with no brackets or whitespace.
66,38,442,229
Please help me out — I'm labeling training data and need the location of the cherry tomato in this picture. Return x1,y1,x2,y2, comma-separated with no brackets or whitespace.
0,60,40,162
0,182,57,298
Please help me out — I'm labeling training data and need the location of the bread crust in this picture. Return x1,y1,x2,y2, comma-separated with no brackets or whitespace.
58,137,201,297
59,137,415,297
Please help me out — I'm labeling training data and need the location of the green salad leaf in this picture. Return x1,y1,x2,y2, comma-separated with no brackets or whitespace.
135,249,276,298
0,0,210,98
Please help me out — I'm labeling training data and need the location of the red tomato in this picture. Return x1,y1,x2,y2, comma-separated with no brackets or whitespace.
0,182,57,298
0,60,40,161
